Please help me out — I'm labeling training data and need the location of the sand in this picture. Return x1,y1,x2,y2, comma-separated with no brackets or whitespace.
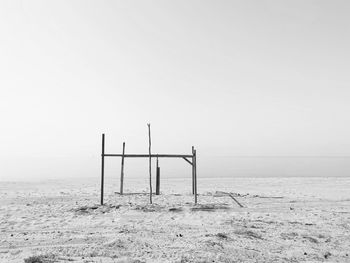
0,177,349,262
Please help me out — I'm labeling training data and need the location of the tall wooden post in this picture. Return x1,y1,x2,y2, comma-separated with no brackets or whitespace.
156,157,160,195
101,133,105,205
194,148,197,204
147,124,153,204
120,142,125,195
191,146,194,195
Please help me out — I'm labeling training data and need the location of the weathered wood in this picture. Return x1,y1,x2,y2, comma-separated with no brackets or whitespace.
194,148,197,204
101,134,105,205
156,158,160,195
99,133,198,201
191,147,194,195
104,154,193,158
120,142,125,195
226,193,244,207
182,157,193,165
147,124,152,204
217,191,244,208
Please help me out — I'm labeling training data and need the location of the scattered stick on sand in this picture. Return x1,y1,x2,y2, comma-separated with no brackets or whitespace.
217,191,245,208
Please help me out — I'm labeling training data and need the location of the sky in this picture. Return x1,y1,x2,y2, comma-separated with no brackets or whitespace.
1,0,350,181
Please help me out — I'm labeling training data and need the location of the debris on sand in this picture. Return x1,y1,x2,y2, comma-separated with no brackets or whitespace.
252,195,284,199
205,240,224,249
302,236,319,243
234,229,263,239
191,204,230,211
134,204,164,212
214,191,248,197
169,207,183,212
73,204,121,214
24,254,56,263
216,233,228,239
104,238,127,249
74,205,98,213
214,191,245,208
114,257,145,263
280,232,298,240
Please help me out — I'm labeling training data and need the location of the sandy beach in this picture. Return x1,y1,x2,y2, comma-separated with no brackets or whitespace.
0,177,349,262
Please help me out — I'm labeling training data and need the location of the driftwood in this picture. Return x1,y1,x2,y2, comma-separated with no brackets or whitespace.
217,191,244,208
253,195,284,199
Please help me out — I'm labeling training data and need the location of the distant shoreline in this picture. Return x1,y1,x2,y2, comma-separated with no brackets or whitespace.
1,175,350,183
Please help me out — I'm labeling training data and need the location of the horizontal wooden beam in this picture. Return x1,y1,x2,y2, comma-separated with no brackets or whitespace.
104,154,193,158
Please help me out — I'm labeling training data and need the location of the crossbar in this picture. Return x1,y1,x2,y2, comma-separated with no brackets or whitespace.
104,154,193,158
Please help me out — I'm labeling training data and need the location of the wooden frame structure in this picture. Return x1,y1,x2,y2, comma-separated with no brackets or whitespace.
100,133,198,205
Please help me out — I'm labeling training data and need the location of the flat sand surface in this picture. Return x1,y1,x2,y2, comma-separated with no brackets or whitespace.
1,177,349,262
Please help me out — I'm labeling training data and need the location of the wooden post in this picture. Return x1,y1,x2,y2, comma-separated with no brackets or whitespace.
101,134,105,205
147,124,153,204
191,146,194,195
120,142,125,195
194,148,197,204
156,157,160,195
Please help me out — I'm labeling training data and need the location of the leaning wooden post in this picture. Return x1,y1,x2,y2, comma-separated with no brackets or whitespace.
147,123,153,204
101,133,105,205
191,146,194,195
120,142,125,195
194,148,198,204
156,157,160,195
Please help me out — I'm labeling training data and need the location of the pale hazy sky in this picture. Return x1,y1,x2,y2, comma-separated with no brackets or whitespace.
1,1,350,181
